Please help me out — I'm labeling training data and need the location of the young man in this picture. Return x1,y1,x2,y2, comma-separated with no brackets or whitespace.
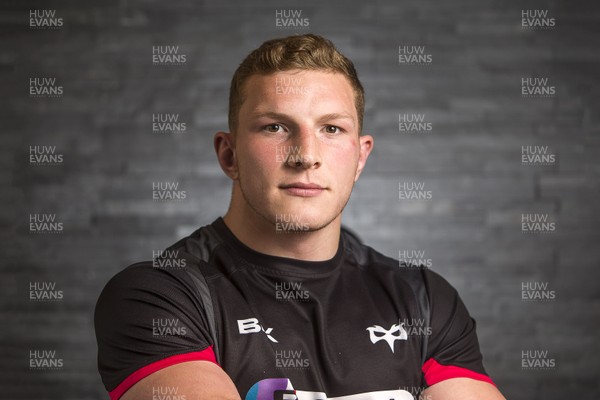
95,34,506,400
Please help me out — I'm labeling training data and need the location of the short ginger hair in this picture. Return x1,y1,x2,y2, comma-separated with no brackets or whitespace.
228,34,365,133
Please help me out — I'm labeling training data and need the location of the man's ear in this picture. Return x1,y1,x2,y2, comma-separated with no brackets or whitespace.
355,134,374,181
214,131,238,180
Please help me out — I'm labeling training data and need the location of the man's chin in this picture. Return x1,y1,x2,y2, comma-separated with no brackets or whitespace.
269,211,338,234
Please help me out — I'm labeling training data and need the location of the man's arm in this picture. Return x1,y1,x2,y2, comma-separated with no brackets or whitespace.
417,269,507,399
95,264,234,399
121,360,241,400
421,378,506,400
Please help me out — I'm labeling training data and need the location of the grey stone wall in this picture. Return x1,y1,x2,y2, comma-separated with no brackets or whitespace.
1,0,599,399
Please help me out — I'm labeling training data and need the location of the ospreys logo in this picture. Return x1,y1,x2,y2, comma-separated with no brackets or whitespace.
366,322,408,353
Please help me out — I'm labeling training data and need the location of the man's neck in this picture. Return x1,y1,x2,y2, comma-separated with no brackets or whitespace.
222,208,341,262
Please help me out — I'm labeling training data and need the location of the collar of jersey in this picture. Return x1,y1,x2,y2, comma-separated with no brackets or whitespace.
212,217,344,277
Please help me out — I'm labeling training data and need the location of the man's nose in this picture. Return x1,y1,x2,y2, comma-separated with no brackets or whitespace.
284,128,322,169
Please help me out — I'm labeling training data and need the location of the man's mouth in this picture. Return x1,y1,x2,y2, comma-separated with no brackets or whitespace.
279,182,326,197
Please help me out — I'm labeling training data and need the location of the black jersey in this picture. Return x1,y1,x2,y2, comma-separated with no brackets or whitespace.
95,218,494,400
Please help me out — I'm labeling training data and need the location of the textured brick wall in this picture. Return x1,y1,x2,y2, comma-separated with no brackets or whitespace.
2,0,599,399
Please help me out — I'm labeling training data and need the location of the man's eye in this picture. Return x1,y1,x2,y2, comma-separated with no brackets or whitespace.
264,124,282,133
325,125,341,134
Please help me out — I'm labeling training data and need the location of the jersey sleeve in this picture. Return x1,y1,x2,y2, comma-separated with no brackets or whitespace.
94,262,218,400
421,269,495,387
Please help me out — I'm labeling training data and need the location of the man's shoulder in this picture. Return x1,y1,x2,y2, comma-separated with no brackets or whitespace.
99,221,226,296
340,226,393,266
341,226,452,294
164,220,226,264
341,226,414,273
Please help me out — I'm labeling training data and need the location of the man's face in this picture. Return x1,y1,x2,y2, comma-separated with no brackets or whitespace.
231,69,372,232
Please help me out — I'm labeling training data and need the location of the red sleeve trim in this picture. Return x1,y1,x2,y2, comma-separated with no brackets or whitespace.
422,358,496,387
109,346,218,400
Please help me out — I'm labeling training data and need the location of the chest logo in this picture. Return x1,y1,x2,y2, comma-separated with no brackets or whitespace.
366,322,407,353
237,317,278,343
